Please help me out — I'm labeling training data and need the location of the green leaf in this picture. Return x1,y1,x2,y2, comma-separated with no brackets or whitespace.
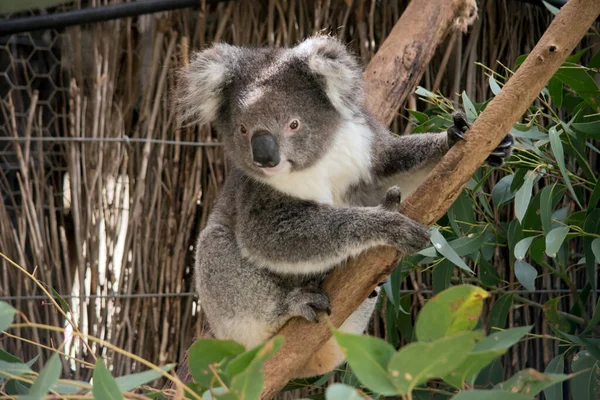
0,302,16,333
583,210,600,289
333,330,397,395
583,297,600,335
548,77,563,108
416,285,489,342
407,110,429,124
432,260,454,295
429,228,473,274
50,287,71,313
474,359,504,388
115,364,175,392
545,227,570,258
443,326,531,387
490,294,512,329
554,63,600,107
492,175,516,207
543,354,565,400
514,237,535,261
544,298,571,332
479,256,501,286
227,336,282,400
448,191,476,235
23,353,62,400
495,369,571,396
588,181,600,212
388,331,481,395
549,127,581,208
452,390,532,400
93,359,124,400
0,360,33,378
571,351,600,400
461,92,477,122
542,0,560,14
325,383,366,400
0,350,22,364
51,380,91,395
489,75,502,95
540,185,557,235
188,339,245,388
572,121,600,139
514,171,536,223
591,238,600,264
514,260,537,291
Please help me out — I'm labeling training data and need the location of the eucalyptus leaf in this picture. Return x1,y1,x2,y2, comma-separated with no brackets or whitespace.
188,339,245,388
461,91,477,122
492,175,516,207
514,237,536,261
333,330,397,395
429,229,473,274
489,75,502,95
416,285,489,342
543,354,565,400
93,359,124,400
494,369,571,396
514,171,536,223
448,389,531,400
22,353,62,400
591,238,600,264
0,302,16,333
490,294,513,329
325,383,366,400
514,260,537,291
388,331,481,395
549,127,581,207
545,227,570,258
115,364,176,392
570,351,600,400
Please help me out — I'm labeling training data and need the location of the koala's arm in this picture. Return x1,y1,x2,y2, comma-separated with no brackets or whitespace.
368,113,460,178
236,189,429,276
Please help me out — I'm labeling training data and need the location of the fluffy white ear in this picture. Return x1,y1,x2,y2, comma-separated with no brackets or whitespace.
294,36,364,118
177,43,241,126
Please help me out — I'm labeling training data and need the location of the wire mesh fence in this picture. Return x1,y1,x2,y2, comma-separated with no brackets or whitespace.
1,0,594,393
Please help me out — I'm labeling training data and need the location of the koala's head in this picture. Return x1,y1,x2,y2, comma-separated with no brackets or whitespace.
178,36,363,179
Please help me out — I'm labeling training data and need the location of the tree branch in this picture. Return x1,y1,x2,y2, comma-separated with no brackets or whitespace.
260,0,600,397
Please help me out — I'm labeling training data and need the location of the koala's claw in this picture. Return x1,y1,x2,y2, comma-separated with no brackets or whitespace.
287,286,331,323
447,111,470,145
448,111,514,167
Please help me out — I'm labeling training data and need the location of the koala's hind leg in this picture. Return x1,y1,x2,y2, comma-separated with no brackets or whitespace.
294,289,380,378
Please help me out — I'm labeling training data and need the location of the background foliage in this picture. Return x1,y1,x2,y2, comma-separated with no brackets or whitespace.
0,0,599,399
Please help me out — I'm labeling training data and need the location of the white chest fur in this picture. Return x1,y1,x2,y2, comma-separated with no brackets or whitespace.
266,121,373,206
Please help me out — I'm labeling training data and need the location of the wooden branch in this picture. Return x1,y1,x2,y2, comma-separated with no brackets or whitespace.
260,0,600,398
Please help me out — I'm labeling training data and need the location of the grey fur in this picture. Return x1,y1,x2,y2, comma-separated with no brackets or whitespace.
179,36,513,371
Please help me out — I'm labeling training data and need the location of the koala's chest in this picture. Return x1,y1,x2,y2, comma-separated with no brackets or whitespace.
268,122,373,206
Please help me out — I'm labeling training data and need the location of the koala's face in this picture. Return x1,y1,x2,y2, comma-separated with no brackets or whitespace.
179,36,364,179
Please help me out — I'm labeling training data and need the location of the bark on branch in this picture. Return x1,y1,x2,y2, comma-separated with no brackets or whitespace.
260,0,600,398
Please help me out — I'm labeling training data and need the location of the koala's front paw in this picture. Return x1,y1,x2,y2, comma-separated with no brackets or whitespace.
447,111,470,146
447,111,514,166
380,186,430,254
487,134,514,167
287,285,331,323
393,217,431,255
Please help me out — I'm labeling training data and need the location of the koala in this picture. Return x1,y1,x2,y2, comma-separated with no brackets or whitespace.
179,36,513,378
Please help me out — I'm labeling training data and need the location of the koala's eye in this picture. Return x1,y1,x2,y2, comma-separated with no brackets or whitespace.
289,120,299,130
240,125,248,135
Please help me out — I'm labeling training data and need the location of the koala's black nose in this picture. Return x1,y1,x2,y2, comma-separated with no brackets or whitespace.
251,131,280,168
